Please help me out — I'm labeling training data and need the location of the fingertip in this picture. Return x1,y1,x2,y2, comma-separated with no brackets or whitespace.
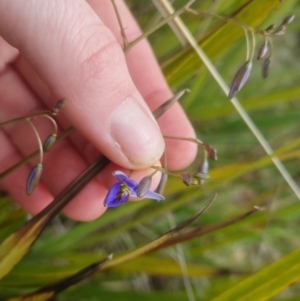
110,96,165,168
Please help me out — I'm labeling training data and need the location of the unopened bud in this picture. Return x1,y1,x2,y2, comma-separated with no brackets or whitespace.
26,163,43,195
228,61,253,99
51,99,67,115
137,176,152,197
282,15,295,25
274,25,286,35
257,41,268,60
43,133,57,152
262,58,271,79
155,173,168,195
198,160,209,175
264,24,276,33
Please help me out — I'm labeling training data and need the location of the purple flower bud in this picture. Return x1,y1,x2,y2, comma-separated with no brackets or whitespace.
181,172,198,186
257,41,268,60
273,25,286,35
262,58,271,79
264,24,276,33
26,163,43,195
43,133,57,152
282,15,295,25
51,99,67,115
198,160,209,175
228,61,253,99
137,176,152,197
155,173,168,195
206,147,217,161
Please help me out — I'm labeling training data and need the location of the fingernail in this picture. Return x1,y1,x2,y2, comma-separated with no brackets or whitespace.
110,97,165,166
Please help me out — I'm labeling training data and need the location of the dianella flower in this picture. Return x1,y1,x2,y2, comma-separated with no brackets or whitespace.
104,171,165,208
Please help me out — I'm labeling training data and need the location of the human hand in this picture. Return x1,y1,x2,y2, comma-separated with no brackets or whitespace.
0,0,197,221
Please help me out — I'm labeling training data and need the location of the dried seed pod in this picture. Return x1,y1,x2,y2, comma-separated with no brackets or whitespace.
205,146,217,161
43,133,57,152
281,15,295,25
264,24,276,33
26,163,43,195
228,61,253,99
51,99,67,115
257,41,269,60
181,172,198,186
262,58,271,78
273,25,286,35
137,176,152,197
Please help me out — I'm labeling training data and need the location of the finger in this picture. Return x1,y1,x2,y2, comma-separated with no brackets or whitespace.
0,66,109,220
0,0,165,170
12,0,197,171
87,0,197,170
0,66,162,220
0,36,18,72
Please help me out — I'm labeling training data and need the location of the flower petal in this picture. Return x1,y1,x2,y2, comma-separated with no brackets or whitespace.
144,190,165,201
112,171,129,182
112,170,137,192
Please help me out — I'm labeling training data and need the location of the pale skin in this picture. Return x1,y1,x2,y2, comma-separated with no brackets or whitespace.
0,0,197,221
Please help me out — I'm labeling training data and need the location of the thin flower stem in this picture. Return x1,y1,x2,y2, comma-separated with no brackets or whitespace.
266,36,273,58
161,0,300,200
243,28,250,61
27,119,43,164
187,8,259,35
123,0,196,55
163,135,217,160
0,112,48,129
250,31,256,61
111,0,129,48
152,0,190,46
150,165,178,177
0,112,58,140
42,114,58,135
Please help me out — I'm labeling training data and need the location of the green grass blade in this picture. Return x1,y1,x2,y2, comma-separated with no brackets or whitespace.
163,0,284,87
211,246,300,301
0,157,109,280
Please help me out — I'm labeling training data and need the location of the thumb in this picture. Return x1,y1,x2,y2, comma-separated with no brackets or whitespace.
0,0,165,168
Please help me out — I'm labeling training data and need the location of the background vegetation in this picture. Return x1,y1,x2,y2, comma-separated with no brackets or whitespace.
1,0,300,300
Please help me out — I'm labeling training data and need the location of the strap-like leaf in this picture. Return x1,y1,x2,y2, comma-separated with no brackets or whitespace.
0,156,110,280
212,246,300,301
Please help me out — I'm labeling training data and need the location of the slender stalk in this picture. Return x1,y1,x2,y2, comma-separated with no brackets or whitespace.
187,8,267,36
124,0,195,54
26,119,43,164
244,28,250,61
0,112,54,130
111,0,129,48
250,31,256,60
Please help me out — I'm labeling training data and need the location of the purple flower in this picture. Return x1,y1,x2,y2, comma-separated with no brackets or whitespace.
104,171,165,208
